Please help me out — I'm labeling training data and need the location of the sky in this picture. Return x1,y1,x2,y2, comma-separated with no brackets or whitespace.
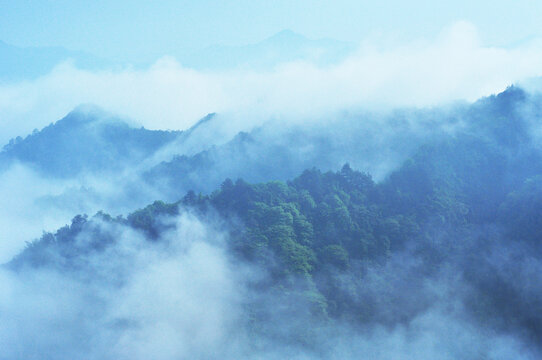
1,0,541,62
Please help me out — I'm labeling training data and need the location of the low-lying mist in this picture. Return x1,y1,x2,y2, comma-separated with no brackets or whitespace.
1,212,247,359
3,203,541,359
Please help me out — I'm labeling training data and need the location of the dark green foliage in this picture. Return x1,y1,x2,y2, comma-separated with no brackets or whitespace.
319,245,349,270
13,165,412,323
127,200,179,239
208,167,394,277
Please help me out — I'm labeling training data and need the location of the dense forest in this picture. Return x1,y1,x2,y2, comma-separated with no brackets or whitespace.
10,87,542,356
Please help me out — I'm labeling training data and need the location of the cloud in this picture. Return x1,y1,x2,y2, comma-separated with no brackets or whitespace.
1,22,542,144
3,209,539,359
0,164,77,263
0,211,247,360
0,161,168,263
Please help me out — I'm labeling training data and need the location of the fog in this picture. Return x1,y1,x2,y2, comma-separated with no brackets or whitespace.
0,164,77,262
2,19,542,360
2,22,542,144
0,159,167,263
2,208,541,359
0,98,459,260
0,212,246,359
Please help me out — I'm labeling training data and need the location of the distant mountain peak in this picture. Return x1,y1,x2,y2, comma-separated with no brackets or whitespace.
265,29,307,44
180,30,355,70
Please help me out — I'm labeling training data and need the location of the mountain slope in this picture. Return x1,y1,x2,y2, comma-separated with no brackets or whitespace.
7,86,542,356
145,86,541,201
0,105,181,177
12,113,542,351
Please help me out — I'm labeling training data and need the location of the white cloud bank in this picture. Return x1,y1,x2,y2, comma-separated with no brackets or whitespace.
2,212,538,360
1,22,542,144
0,212,247,360
0,164,76,262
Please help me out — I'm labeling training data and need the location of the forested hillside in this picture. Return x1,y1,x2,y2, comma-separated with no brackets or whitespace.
12,94,542,354
144,86,542,200
0,105,181,177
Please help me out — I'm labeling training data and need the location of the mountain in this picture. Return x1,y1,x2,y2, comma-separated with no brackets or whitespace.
11,114,542,355
179,30,356,70
144,86,540,201
0,105,181,177
5,86,542,358
143,111,432,198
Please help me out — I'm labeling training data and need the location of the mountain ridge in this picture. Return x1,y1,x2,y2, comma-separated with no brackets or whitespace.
0,106,182,177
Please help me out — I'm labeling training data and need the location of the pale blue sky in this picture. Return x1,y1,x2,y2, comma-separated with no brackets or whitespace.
1,0,541,62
